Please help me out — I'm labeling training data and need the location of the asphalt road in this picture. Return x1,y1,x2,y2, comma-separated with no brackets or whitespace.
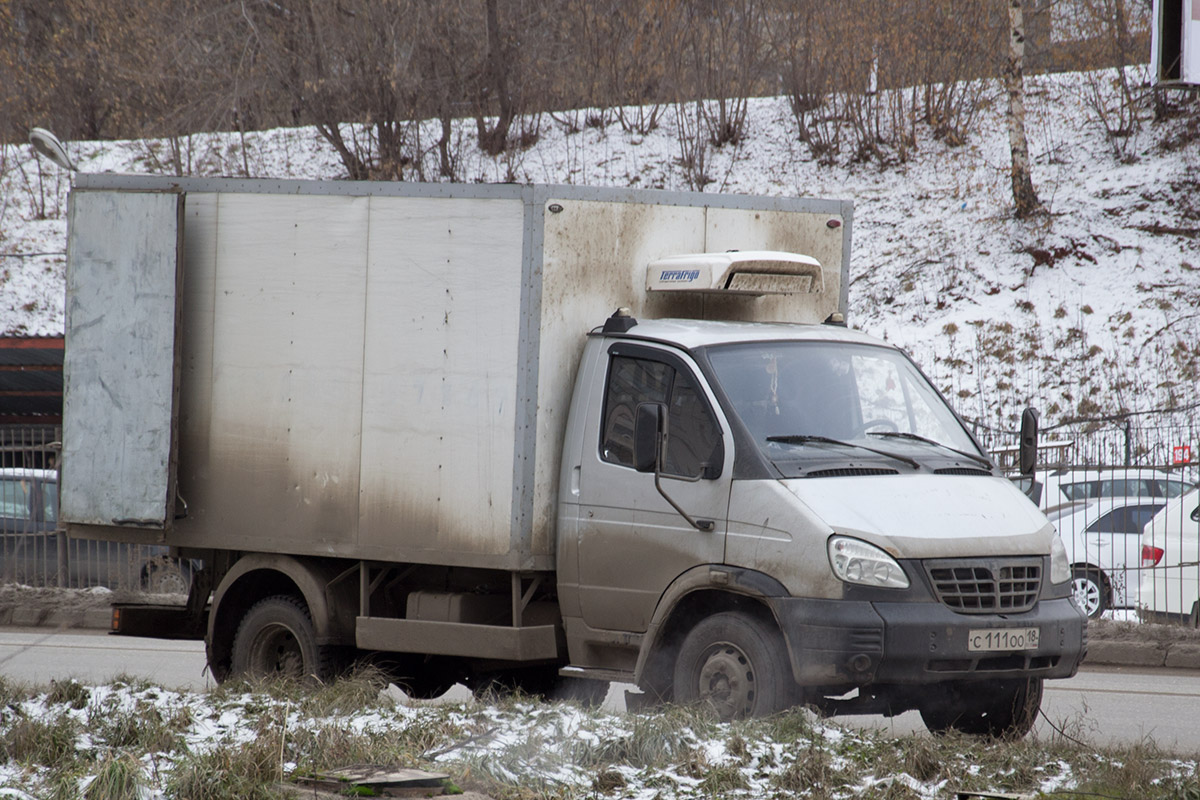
2,627,1198,754
834,665,1200,754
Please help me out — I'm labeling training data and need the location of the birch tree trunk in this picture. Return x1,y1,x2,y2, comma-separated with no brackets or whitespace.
1005,0,1042,218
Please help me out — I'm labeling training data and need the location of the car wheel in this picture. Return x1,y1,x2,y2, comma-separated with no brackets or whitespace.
1071,567,1108,619
673,610,794,721
230,595,336,682
919,677,1043,738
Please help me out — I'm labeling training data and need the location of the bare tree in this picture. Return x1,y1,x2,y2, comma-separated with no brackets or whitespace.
1005,0,1042,217
609,0,678,134
1074,0,1146,157
674,0,768,147
768,0,848,160
238,0,432,180
416,2,482,179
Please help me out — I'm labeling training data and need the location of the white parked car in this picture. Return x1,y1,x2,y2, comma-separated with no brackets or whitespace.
1139,489,1200,623
1048,496,1166,618
1035,467,1192,513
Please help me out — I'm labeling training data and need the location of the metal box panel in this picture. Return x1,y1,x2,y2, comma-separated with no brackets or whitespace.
358,197,525,561
61,191,183,529
177,193,218,526
203,193,368,553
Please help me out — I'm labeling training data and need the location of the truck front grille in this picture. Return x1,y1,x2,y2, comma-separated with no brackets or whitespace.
924,558,1042,614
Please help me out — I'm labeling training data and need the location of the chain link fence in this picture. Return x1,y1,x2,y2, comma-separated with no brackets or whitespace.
0,426,191,594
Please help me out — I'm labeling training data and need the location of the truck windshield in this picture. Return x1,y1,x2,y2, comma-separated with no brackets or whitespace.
705,340,981,464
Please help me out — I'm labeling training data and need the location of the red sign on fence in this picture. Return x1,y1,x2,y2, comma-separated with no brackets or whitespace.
1173,445,1193,464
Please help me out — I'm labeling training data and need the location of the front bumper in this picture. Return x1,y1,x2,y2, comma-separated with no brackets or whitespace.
770,594,1087,688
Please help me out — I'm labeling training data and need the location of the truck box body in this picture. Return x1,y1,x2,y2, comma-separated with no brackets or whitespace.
62,178,851,572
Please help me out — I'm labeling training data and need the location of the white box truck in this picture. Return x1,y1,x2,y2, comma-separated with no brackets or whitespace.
61,176,1084,736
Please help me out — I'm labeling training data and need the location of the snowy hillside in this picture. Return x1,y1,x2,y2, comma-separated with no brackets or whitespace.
1,66,1197,432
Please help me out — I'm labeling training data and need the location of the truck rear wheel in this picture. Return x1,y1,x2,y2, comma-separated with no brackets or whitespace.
230,595,335,682
673,611,793,721
919,677,1043,738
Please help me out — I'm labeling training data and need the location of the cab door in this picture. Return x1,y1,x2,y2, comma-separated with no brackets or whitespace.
575,342,732,633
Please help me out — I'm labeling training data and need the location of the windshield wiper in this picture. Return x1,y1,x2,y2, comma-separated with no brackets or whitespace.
766,434,920,469
867,431,992,470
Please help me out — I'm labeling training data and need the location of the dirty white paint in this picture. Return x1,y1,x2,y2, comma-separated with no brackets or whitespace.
783,474,1052,558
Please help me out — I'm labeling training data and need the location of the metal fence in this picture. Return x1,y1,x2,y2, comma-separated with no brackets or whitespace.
976,417,1200,624
0,426,189,593
4,415,1196,618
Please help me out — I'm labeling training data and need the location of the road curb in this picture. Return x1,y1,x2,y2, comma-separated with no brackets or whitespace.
1084,640,1166,667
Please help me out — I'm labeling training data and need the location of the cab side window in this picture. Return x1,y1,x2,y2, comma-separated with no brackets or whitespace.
601,354,722,478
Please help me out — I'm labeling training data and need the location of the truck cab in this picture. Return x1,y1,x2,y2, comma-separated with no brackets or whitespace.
557,314,1085,735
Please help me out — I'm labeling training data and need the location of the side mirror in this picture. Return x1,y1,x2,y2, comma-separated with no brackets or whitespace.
633,402,665,473
1019,407,1039,476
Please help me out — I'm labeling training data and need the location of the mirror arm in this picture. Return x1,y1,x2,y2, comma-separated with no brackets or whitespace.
653,471,714,531
653,429,715,532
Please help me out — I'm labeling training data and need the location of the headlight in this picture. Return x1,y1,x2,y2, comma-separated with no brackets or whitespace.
828,535,910,589
1049,531,1071,584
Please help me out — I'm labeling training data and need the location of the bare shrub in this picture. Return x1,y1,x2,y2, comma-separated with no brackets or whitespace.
1057,0,1150,157
771,0,1000,165
239,1,426,180
675,0,769,148
674,101,712,190
596,1,676,135
768,0,850,162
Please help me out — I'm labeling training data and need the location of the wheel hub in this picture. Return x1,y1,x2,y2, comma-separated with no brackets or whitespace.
697,643,756,720
251,623,304,677
1071,577,1101,616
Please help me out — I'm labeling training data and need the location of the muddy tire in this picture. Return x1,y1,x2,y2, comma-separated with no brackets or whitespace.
919,677,1043,738
230,595,335,682
1070,567,1108,619
673,611,794,721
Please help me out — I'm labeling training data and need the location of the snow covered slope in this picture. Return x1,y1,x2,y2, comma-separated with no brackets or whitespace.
1,67,1196,431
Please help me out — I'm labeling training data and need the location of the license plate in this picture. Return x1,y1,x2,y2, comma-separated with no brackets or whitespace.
967,627,1040,652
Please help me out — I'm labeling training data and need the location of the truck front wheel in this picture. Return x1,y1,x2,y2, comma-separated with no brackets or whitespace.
919,677,1043,738
230,595,335,682
673,611,794,721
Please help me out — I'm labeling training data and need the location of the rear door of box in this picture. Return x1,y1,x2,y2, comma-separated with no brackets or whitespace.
61,190,183,532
